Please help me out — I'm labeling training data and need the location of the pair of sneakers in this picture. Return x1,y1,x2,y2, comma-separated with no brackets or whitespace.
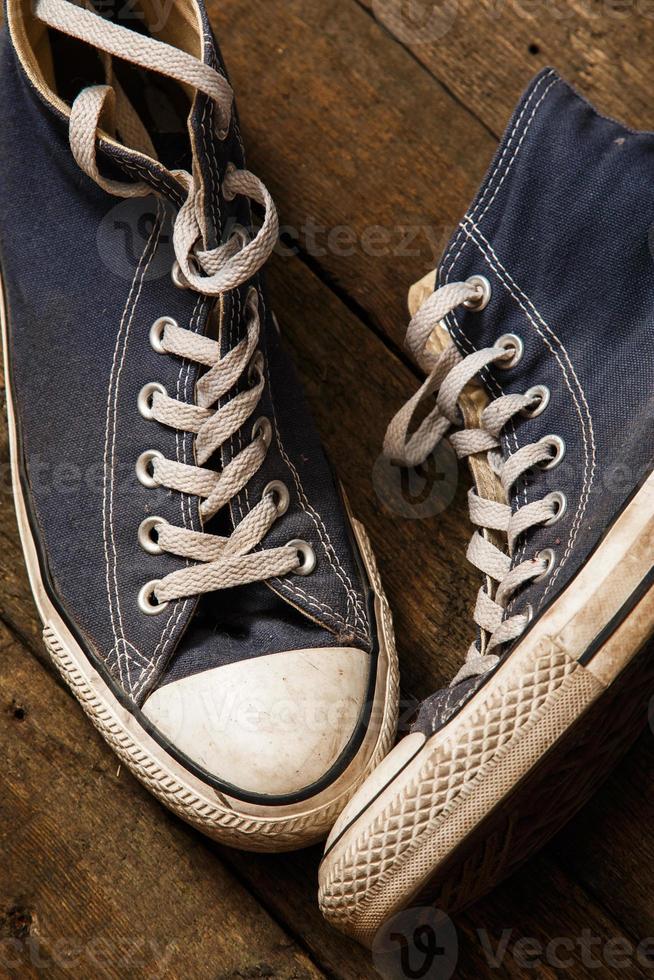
2,0,653,949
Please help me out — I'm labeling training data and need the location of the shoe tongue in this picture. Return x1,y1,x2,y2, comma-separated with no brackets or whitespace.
408,270,508,514
99,0,208,171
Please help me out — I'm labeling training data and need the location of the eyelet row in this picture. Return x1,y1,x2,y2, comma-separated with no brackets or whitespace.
136,318,316,612
466,275,568,591
137,536,316,615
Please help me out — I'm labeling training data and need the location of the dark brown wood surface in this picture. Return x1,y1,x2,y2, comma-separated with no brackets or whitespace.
2,1,654,976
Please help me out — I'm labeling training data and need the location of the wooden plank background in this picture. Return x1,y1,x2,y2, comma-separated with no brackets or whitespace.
2,0,654,976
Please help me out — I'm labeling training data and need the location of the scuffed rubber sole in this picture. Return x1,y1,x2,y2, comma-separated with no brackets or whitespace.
319,467,654,942
1,274,400,852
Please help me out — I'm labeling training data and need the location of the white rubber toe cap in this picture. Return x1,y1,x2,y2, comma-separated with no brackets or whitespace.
142,647,371,798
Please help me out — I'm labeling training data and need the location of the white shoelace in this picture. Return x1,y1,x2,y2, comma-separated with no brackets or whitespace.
35,0,304,612
385,278,565,684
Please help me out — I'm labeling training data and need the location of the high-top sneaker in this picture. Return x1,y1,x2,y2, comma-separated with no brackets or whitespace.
319,68,654,940
0,0,398,850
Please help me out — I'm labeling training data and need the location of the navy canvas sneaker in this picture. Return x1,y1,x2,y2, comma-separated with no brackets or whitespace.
0,0,398,850
319,69,654,940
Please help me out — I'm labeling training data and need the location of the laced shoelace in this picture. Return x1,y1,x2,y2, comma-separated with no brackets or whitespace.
35,0,308,614
385,276,567,685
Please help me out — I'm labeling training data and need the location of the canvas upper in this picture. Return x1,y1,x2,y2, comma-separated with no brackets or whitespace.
0,0,383,802
404,69,654,734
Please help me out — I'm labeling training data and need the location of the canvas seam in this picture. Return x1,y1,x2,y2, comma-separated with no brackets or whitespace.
132,294,207,699
120,161,184,207
463,221,596,605
440,70,558,281
440,73,559,565
257,294,369,640
202,98,222,241
440,70,562,572
103,198,163,691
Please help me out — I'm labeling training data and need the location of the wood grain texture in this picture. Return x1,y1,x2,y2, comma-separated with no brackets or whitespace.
2,0,654,976
358,0,654,136
212,0,496,353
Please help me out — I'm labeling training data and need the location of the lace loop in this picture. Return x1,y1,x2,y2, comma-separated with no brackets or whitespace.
385,277,565,684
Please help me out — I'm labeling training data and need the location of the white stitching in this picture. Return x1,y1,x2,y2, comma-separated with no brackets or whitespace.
440,71,558,285
120,160,184,205
224,261,368,633
132,295,208,699
283,583,369,641
201,98,222,242
103,198,163,690
258,293,370,639
463,220,596,602
440,70,572,574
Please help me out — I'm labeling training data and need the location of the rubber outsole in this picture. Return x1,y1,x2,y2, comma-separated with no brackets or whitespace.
319,466,654,942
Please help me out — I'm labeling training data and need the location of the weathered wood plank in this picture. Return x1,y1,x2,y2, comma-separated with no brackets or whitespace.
212,0,496,354
357,0,654,137
552,727,654,943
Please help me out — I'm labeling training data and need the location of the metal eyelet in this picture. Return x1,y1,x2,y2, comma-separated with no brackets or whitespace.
171,261,188,290
523,603,534,625
170,255,199,289
287,539,316,576
150,316,177,354
137,382,167,420
248,351,265,386
534,547,557,582
252,416,272,449
539,434,566,470
138,580,169,615
138,516,167,555
263,480,290,517
495,333,524,369
463,275,492,311
522,384,550,418
136,450,164,488
543,491,567,527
